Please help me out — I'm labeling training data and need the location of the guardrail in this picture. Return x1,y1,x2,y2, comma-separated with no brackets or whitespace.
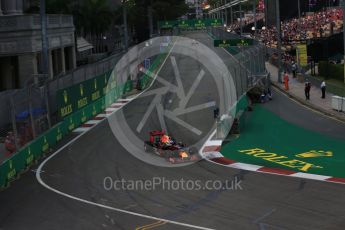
0,80,129,190
208,27,268,139
0,42,172,190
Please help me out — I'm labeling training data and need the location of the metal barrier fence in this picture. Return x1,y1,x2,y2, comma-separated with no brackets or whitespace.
207,27,268,139
0,51,124,162
0,30,268,188
209,27,267,99
0,81,131,190
0,41,172,189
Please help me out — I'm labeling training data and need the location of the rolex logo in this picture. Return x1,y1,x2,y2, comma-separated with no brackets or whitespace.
296,150,333,158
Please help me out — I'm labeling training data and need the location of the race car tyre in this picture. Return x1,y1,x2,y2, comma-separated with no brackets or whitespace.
144,143,152,152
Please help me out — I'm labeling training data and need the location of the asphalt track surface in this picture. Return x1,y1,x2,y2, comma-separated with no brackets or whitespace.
263,88,345,141
1,33,345,230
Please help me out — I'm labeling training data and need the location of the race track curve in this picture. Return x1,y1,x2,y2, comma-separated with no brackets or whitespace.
0,32,345,230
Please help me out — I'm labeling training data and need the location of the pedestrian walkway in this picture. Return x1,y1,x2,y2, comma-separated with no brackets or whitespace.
266,62,345,121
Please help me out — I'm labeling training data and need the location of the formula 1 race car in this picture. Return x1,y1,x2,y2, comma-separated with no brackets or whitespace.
144,130,200,164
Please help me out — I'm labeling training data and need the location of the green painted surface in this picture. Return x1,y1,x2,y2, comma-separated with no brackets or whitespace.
221,105,345,178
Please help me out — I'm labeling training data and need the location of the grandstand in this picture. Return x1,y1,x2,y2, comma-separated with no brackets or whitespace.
256,7,343,50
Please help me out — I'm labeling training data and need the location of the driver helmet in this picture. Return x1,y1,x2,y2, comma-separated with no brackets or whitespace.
161,135,170,144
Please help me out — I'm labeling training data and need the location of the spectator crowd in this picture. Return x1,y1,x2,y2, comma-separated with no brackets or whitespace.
257,7,343,49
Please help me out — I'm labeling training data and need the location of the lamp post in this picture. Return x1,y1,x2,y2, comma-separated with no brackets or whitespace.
239,1,243,36
224,0,228,26
40,0,49,76
148,2,153,38
122,0,129,51
253,0,257,37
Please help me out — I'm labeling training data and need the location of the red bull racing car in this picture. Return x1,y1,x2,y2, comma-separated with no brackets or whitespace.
144,130,200,163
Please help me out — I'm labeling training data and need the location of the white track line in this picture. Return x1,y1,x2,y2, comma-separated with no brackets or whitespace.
105,107,118,112
85,120,101,125
205,140,222,146
73,127,91,133
291,172,331,180
36,144,213,230
230,163,262,171
96,113,109,118
35,38,214,230
111,103,125,107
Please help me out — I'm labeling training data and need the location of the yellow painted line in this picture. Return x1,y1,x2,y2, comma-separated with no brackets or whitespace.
143,221,167,229
136,221,167,230
273,85,345,125
135,221,160,230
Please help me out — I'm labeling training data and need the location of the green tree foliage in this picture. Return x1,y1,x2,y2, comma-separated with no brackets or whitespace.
127,0,188,41
151,0,188,20
46,0,74,14
46,0,113,37
43,0,188,42
78,0,113,36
